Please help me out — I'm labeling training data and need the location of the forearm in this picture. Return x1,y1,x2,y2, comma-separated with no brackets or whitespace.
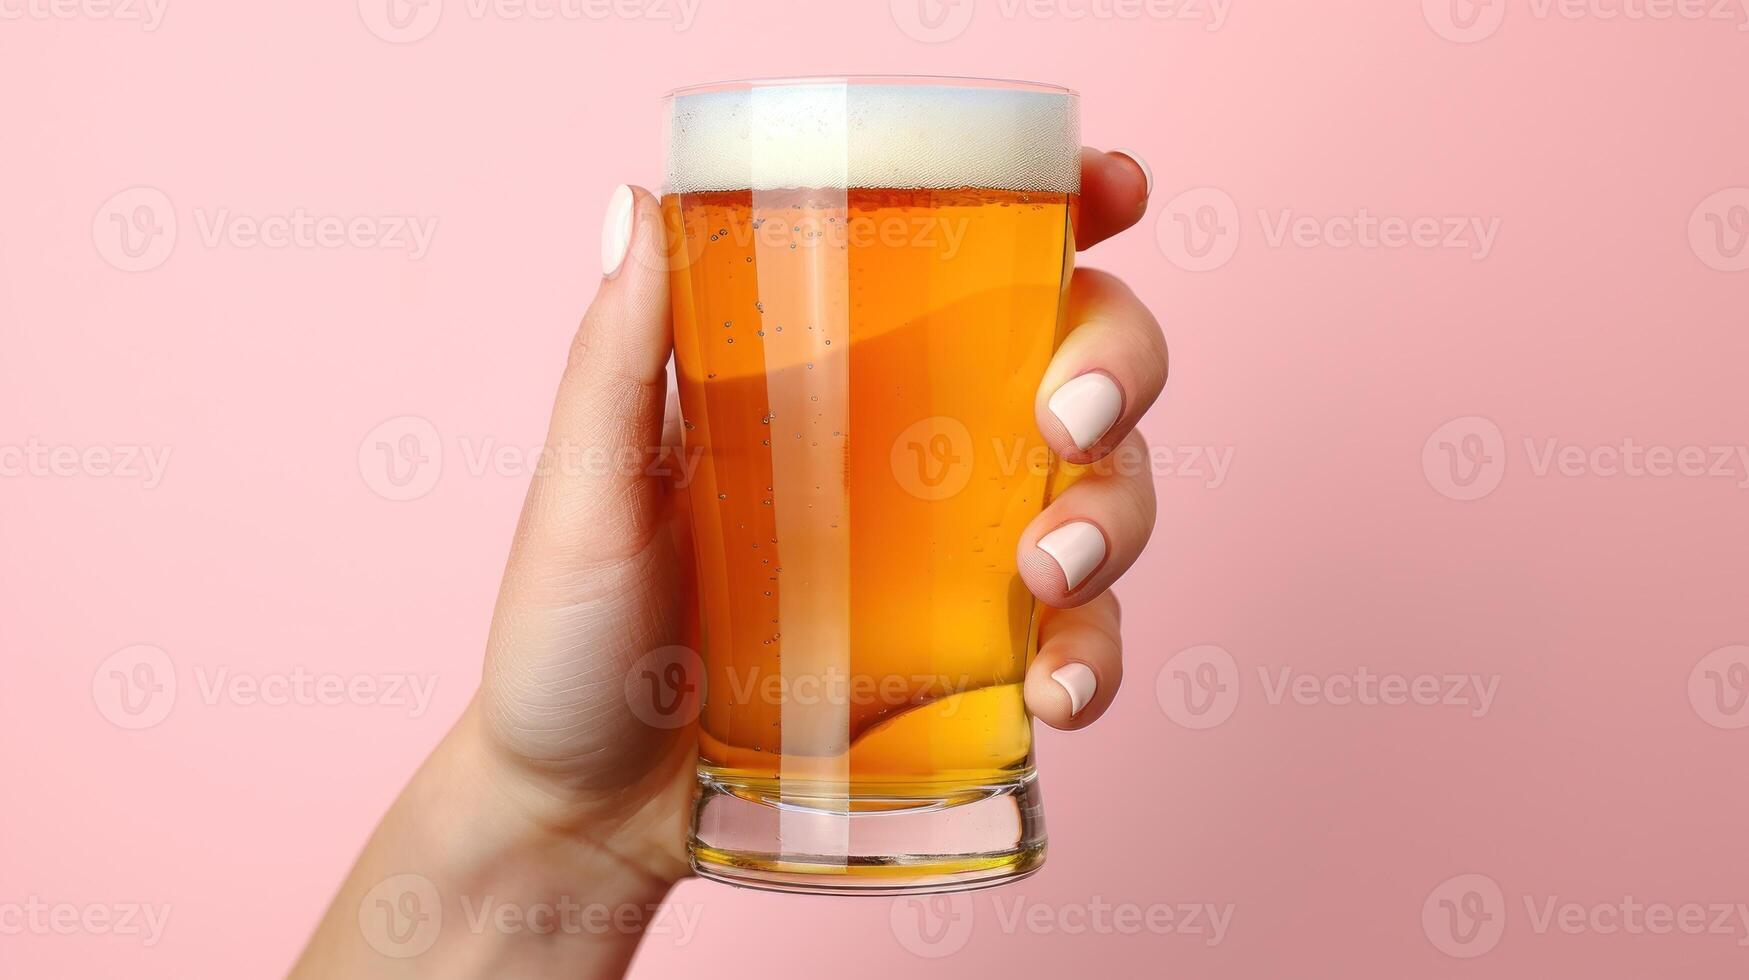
290,703,676,980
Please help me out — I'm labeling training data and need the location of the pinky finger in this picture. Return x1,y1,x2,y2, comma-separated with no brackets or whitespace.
1024,592,1123,731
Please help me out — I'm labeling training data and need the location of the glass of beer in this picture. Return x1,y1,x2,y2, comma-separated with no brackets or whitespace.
661,76,1079,894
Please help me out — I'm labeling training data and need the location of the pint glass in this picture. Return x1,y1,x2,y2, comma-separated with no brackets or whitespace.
661,76,1080,894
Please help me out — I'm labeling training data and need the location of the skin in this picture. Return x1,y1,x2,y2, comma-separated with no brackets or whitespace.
291,148,1165,979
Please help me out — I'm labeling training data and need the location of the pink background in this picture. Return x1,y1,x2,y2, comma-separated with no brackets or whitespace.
5,0,1749,976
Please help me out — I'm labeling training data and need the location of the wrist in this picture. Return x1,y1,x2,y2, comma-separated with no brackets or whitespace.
305,706,679,978
436,699,689,894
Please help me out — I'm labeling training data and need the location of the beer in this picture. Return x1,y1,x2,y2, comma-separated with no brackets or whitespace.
663,78,1079,893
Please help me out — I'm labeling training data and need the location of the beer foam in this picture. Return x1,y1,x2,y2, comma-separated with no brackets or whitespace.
665,82,1080,194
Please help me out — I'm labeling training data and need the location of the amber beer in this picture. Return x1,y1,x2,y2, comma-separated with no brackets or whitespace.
662,77,1079,893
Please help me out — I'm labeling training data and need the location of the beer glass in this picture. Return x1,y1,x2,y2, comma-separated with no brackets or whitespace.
661,76,1080,894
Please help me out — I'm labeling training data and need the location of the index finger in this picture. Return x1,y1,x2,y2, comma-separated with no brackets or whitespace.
1075,147,1153,251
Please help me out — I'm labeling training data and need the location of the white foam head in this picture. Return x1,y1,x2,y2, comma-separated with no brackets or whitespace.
665,80,1080,195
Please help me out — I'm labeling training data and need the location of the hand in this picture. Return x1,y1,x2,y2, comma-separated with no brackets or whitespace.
293,148,1164,979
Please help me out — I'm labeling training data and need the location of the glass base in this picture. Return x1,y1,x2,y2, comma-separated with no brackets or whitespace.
691,770,1047,895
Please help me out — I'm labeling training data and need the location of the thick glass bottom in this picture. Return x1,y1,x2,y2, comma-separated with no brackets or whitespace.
690,769,1047,895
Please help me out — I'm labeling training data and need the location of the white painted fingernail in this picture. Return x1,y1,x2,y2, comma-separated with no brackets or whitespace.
1036,521,1106,592
1110,148,1153,198
1052,662,1097,716
601,184,635,278
1048,372,1123,451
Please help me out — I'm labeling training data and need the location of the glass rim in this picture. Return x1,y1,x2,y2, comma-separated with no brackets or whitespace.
663,74,1077,100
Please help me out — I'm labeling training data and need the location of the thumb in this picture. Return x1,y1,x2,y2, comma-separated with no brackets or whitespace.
478,184,694,798
507,184,676,582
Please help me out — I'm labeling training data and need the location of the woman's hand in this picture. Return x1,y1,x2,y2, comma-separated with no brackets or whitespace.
291,147,1164,980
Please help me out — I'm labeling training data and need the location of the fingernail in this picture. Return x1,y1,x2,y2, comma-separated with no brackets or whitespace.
1036,520,1106,592
1110,147,1153,198
1052,662,1097,716
601,184,635,278
1048,372,1123,451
